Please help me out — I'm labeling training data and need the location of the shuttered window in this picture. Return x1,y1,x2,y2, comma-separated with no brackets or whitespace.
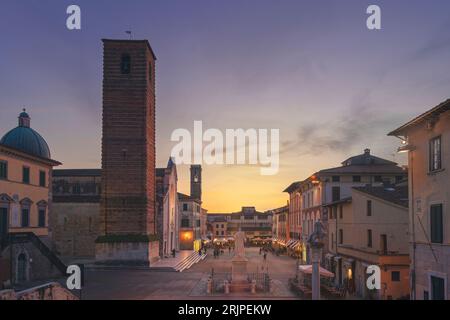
430,204,443,244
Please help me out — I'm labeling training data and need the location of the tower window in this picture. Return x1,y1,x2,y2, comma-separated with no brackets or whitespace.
121,54,131,74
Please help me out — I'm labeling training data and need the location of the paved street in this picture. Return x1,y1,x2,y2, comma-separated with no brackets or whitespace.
82,247,299,300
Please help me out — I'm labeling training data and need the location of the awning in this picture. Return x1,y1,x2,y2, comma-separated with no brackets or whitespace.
288,240,298,248
286,239,295,247
298,265,335,278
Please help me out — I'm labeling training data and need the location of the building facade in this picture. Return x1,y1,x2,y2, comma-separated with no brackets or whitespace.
156,158,179,257
96,39,159,265
0,111,63,286
51,169,101,259
271,205,288,246
389,99,450,300
326,186,410,300
285,149,407,263
178,165,205,251
208,207,272,241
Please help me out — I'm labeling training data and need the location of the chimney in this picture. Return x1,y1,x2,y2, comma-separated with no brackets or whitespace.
364,148,370,155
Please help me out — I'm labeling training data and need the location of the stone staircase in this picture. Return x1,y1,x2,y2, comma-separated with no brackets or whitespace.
174,251,207,272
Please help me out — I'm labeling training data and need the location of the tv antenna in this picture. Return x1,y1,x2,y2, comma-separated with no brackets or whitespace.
125,30,132,40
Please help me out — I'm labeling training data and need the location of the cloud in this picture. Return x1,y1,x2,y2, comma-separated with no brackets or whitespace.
280,90,398,157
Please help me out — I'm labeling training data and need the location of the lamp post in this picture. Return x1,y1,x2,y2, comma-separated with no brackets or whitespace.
307,220,326,300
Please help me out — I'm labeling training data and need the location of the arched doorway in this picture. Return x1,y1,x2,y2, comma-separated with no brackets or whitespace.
17,253,27,283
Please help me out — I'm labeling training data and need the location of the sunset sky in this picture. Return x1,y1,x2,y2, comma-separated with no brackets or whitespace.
1,0,450,212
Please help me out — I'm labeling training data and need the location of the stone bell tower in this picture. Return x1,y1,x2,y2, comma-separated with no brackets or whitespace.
96,39,159,266
190,165,202,201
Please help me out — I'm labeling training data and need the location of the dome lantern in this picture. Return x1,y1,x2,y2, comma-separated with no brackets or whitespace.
18,108,30,127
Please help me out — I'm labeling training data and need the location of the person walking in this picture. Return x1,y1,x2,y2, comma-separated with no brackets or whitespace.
172,248,176,258
263,252,267,261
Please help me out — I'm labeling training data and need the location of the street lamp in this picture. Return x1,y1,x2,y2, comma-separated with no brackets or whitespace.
307,220,326,300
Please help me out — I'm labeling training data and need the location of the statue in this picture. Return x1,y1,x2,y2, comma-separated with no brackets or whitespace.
307,220,326,248
234,231,246,258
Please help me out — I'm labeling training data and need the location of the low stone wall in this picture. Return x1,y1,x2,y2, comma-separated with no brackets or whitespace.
95,240,160,266
0,282,78,300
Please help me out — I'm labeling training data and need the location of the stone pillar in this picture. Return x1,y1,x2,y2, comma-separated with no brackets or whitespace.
310,245,322,300
307,220,326,300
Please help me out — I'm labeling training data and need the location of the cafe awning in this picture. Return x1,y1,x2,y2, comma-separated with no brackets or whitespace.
299,265,335,278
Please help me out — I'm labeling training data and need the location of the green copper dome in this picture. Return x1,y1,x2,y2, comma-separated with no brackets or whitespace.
0,110,51,159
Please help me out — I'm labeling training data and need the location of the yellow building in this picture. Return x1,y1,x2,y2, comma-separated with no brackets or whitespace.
389,99,450,300
326,185,410,300
0,110,61,285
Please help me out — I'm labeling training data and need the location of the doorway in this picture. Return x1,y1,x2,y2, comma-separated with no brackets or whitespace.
17,253,27,283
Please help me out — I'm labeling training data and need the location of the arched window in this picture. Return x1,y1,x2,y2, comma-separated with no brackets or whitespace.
121,54,131,74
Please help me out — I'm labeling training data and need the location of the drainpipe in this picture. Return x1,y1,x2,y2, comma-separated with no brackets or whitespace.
410,147,416,300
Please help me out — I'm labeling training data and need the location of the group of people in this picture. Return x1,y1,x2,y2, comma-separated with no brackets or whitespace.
212,244,233,258
259,246,269,261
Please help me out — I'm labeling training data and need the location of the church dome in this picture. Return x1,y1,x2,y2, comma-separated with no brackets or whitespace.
0,110,51,159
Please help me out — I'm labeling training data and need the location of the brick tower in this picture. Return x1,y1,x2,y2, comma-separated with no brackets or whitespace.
96,39,159,266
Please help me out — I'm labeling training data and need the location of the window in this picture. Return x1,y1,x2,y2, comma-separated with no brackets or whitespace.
196,219,200,227
332,176,340,182
332,186,340,202
374,175,382,183
181,219,189,228
352,175,361,183
380,234,387,254
331,232,334,249
221,231,224,236
183,203,188,211
429,136,442,172
221,224,224,228
38,209,46,227
21,209,29,227
367,200,372,216
22,167,30,184
120,54,131,74
391,271,400,282
0,161,7,179
216,231,219,236
431,276,445,300
216,224,219,228
72,184,81,194
430,204,443,244
339,206,343,219
367,229,373,248
39,171,46,187
338,229,343,244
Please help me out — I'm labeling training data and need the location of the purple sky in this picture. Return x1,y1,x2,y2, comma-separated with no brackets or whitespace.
1,0,450,211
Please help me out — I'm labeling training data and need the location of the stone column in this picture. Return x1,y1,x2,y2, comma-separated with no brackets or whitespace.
307,220,326,301
310,244,322,300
